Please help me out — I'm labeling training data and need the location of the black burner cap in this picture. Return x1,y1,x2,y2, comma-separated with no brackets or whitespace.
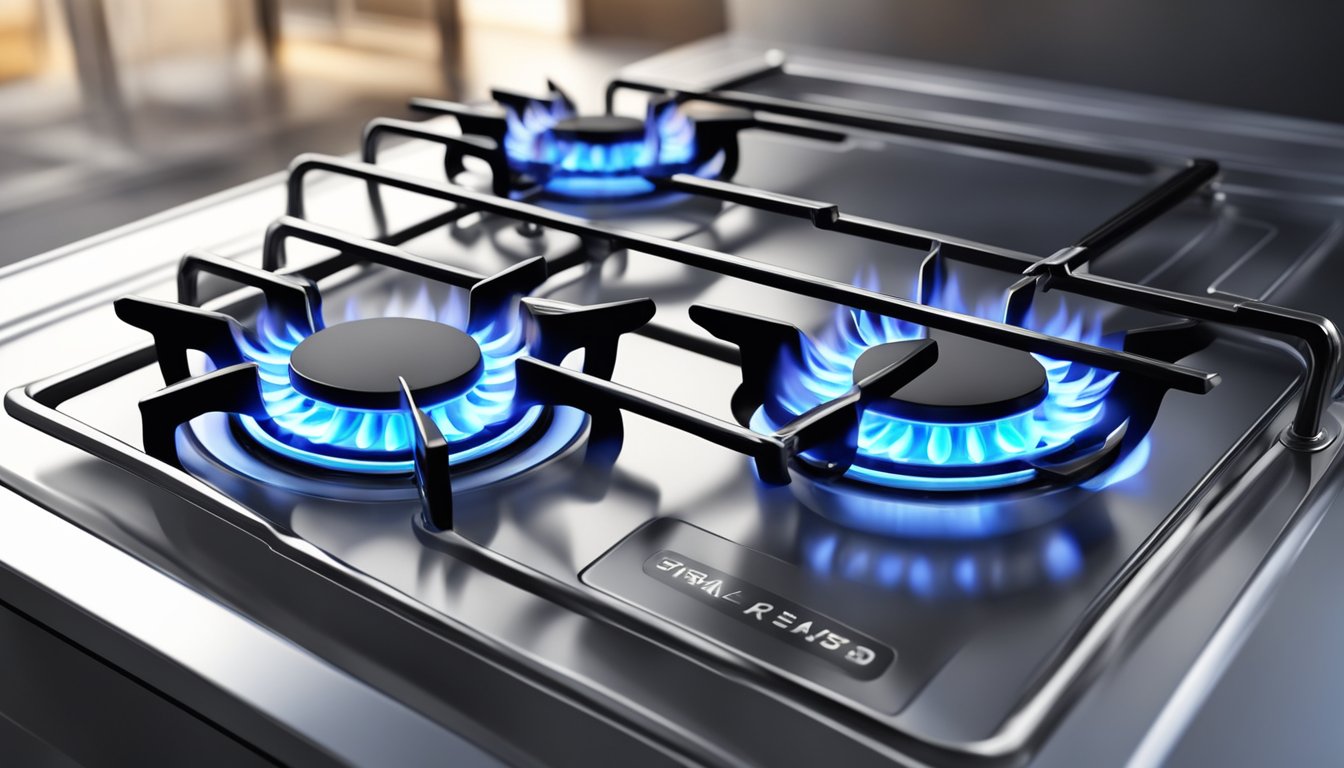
289,318,483,410
853,331,1048,423
551,115,646,143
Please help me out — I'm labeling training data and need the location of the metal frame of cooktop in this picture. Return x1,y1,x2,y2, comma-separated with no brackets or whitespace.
6,51,1344,761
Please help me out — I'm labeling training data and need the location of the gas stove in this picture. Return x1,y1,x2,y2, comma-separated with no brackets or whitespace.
2,38,1344,767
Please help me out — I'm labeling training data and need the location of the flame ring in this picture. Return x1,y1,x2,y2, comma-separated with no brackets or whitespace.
758,283,1121,491
234,289,539,474
501,98,721,198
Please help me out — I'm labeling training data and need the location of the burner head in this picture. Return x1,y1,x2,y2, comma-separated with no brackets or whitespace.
853,332,1048,423
288,318,483,410
551,115,647,143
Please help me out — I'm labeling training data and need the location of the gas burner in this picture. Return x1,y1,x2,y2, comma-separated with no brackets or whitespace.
234,295,542,475
752,274,1127,494
497,81,727,199
111,219,656,519
391,81,748,202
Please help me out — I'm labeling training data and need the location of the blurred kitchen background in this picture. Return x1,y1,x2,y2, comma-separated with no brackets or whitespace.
0,0,724,266
0,0,1337,267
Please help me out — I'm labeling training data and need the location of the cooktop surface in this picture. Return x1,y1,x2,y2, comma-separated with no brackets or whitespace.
1,37,1342,767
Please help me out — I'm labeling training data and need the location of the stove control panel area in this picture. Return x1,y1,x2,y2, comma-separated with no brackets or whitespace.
583,518,933,714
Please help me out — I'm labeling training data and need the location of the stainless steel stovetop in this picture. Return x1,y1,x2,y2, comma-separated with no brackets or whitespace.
2,38,1344,767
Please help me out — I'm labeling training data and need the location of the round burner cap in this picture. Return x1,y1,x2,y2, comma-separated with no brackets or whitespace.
853,331,1048,423
551,115,646,143
288,318,483,410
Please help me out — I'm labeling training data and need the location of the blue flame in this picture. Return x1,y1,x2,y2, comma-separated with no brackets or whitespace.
501,97,719,198
233,285,539,474
758,271,1124,491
